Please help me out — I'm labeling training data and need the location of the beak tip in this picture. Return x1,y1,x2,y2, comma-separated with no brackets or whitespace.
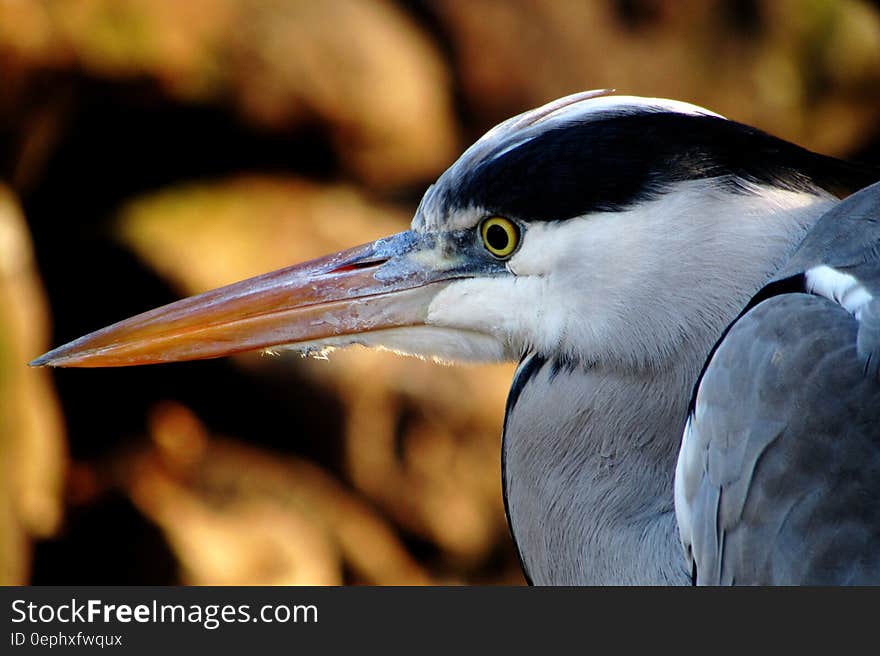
29,342,83,368
29,350,64,367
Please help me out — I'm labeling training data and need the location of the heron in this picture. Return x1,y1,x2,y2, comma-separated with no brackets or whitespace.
31,90,880,585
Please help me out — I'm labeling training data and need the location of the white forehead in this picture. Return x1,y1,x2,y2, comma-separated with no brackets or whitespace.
412,91,725,232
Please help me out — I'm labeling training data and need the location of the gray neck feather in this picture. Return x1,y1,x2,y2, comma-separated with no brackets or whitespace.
502,185,837,585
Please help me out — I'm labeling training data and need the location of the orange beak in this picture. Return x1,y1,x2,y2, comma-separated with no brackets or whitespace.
30,230,475,368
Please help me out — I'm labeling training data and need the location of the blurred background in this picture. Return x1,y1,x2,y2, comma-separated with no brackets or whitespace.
2,0,880,585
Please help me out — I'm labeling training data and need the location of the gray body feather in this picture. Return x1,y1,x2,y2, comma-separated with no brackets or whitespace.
504,355,694,585
679,182,880,585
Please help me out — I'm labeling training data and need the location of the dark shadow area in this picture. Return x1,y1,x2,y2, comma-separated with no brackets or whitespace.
30,493,179,585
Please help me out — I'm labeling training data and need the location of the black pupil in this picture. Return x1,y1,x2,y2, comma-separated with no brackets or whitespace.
486,223,510,251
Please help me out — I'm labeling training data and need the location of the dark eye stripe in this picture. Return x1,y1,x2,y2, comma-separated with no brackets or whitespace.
441,113,877,222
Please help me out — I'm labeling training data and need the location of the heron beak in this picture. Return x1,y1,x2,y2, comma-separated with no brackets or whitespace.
30,230,464,368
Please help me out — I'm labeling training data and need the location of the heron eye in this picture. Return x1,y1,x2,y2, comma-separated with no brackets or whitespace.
480,217,520,258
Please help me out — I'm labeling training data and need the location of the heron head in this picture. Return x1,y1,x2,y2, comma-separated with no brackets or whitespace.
31,90,850,370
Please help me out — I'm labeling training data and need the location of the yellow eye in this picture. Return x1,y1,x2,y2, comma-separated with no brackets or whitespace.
480,217,520,258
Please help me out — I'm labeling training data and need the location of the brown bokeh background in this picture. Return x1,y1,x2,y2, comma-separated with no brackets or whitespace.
2,0,880,585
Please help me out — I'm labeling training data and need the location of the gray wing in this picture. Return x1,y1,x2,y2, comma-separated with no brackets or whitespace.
676,181,880,585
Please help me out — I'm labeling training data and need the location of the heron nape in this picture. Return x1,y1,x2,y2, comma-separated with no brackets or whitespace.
31,91,880,585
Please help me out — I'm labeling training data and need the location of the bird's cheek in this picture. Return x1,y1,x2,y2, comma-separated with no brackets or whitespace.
426,277,538,358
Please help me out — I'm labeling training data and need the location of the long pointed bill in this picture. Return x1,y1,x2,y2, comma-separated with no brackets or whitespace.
30,231,469,368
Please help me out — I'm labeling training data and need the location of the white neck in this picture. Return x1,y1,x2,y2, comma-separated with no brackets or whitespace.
502,182,837,584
